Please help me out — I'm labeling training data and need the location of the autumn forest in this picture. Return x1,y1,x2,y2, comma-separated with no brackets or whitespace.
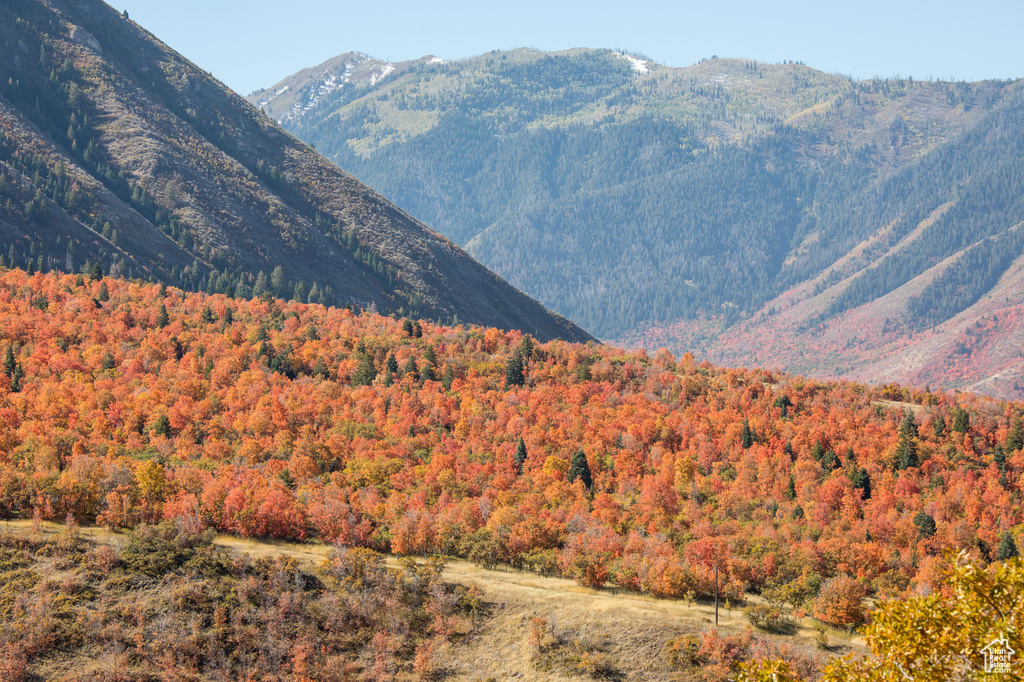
1,267,1022,673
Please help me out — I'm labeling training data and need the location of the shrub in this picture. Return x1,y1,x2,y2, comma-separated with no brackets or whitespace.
744,604,795,633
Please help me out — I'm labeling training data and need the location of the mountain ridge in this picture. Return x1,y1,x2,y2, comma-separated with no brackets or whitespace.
252,46,1024,397
0,0,592,343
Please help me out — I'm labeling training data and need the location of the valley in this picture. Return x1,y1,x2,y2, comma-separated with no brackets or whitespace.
255,48,1024,397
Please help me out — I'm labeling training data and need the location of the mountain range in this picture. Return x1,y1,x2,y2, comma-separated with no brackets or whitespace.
0,0,590,343
252,48,1024,398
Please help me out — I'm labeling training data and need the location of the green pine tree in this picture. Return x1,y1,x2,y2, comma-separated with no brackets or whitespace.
441,365,455,391
156,304,170,328
913,511,936,538
514,437,527,475
153,414,171,437
933,414,947,439
740,418,755,449
568,449,592,489
505,351,525,388
894,411,919,470
3,345,15,377
351,349,377,387
996,531,1019,561
952,408,971,434
1007,417,1024,452
786,474,796,500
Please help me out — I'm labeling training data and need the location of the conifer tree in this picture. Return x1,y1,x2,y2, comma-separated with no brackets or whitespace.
442,365,455,391
786,474,796,500
568,449,592,489
351,347,376,386
156,304,170,328
996,531,1019,561
1007,417,1024,452
952,407,971,434
505,351,525,388
514,437,527,474
913,511,936,538
895,411,919,470
740,419,755,449
3,345,15,377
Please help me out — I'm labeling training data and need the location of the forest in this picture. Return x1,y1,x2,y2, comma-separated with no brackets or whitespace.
2,267,1023,596
281,48,1024,340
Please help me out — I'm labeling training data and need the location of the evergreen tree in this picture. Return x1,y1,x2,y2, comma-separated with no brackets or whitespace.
786,474,796,500
312,357,329,379
952,408,971,434
402,318,414,337
997,531,1019,561
252,271,269,298
441,365,455,391
895,411,919,470
153,414,171,437
101,351,116,370
270,266,286,297
821,449,840,471
1007,417,1024,452
850,466,872,500
568,449,592,489
518,335,535,360
156,304,170,328
419,362,436,382
933,414,947,439
740,419,755,449
97,281,109,302
773,394,792,419
784,441,794,461
504,351,525,388
403,356,419,379
351,348,376,386
913,511,936,538
514,437,527,475
994,445,1007,473
385,352,399,376
811,441,825,461
3,345,15,377
10,362,23,392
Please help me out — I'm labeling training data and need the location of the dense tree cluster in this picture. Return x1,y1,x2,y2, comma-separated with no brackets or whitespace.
0,269,1022,623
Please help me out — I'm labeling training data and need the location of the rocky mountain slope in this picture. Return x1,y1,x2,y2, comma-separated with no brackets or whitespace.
252,47,1024,396
0,0,591,342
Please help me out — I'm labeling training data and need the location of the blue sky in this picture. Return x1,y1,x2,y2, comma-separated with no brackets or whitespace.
115,0,1024,95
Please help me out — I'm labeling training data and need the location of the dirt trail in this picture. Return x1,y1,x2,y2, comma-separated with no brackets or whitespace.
2,520,862,680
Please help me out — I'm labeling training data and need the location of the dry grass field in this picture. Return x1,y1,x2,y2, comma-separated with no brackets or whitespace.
2,519,864,680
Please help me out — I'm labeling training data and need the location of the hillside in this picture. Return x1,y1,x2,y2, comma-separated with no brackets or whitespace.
2,267,1024,674
253,48,1024,396
0,1,591,343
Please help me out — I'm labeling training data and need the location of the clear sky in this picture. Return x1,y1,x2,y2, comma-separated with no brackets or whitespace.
114,0,1024,96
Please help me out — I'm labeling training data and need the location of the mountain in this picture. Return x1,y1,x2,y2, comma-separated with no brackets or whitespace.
252,48,1024,397
0,1,591,343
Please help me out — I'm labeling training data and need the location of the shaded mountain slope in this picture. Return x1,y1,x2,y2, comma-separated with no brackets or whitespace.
255,47,1024,394
0,0,591,342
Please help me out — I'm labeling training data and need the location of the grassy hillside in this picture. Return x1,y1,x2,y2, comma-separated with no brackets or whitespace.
254,48,1024,393
0,0,591,343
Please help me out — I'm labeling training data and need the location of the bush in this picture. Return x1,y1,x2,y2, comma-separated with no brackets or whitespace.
120,522,228,578
812,575,865,627
744,604,795,633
